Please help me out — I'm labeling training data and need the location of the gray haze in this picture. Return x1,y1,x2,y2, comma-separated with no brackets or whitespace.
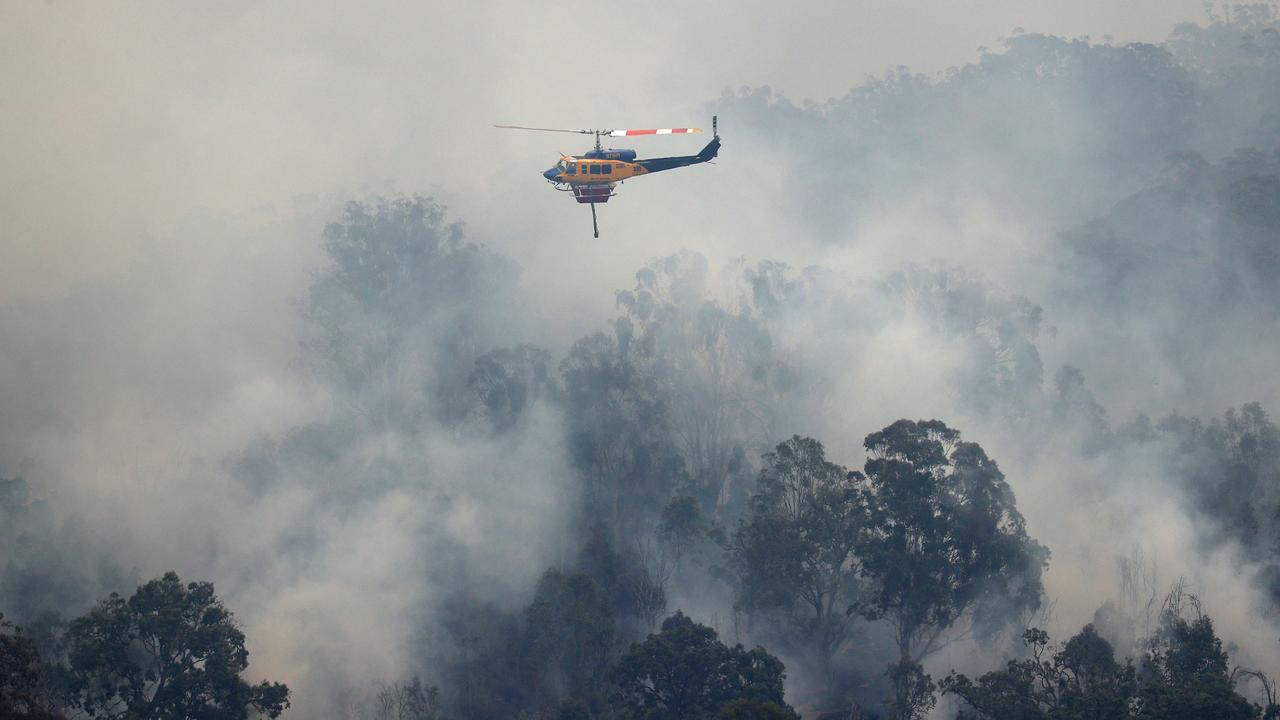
1,0,1203,303
3,1,1280,717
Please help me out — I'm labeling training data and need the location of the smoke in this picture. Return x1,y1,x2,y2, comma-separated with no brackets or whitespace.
4,1,1280,716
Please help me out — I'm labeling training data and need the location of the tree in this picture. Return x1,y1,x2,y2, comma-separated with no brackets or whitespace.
886,263,1045,419
1134,590,1256,720
628,535,672,633
306,195,516,428
577,524,660,626
435,599,526,720
1159,403,1280,568
610,612,796,720
941,625,1137,720
730,436,867,684
1053,365,1112,454
885,658,935,720
524,570,617,712
1231,668,1280,720
615,253,782,513
60,572,289,720
714,698,798,719
0,613,61,719
560,330,686,532
467,344,556,432
370,677,446,720
942,598,1263,720
855,420,1048,662
557,697,594,720
1,475,125,626
659,495,712,570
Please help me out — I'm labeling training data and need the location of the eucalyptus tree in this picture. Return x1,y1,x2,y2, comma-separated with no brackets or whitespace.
731,436,867,684
610,611,796,720
855,419,1048,663
61,572,289,720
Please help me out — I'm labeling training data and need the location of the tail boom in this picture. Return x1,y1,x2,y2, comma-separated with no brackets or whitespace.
635,135,720,175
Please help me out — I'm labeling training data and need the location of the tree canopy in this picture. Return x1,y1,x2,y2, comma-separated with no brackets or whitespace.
58,572,289,720
856,419,1049,661
942,593,1274,720
610,612,796,720
0,613,60,719
731,436,867,683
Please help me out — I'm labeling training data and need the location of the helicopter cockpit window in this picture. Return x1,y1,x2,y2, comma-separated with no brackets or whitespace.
566,163,576,175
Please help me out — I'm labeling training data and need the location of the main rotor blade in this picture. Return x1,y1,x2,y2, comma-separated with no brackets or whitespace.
606,127,702,137
494,124,594,135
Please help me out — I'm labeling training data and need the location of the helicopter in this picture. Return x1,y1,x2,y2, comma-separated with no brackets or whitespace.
495,116,720,237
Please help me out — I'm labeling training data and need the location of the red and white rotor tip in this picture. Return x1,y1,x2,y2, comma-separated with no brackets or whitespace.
606,128,702,137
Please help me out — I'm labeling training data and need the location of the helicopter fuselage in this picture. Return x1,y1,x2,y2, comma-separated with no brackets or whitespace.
503,116,719,238
544,154,648,184
542,136,720,186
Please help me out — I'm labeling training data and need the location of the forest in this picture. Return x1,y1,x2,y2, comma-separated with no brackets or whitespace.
4,4,1280,719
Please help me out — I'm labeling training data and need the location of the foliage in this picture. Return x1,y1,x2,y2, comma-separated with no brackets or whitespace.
524,570,617,708
1135,590,1257,720
370,677,447,720
467,344,556,432
577,525,667,628
884,263,1046,419
610,612,796,720
1168,2,1280,105
0,476,128,625
14,11,1280,717
306,195,516,427
660,495,714,570
730,436,867,682
714,698,799,719
943,598,1264,720
885,658,935,720
438,568,620,720
0,613,61,719
856,420,1049,661
615,253,784,513
1053,366,1112,455
58,572,289,720
1062,148,1280,324
561,330,686,532
943,625,1136,720
437,600,527,720
556,696,594,720
1158,403,1280,558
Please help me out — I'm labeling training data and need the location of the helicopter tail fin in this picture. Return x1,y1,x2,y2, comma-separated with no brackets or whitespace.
697,135,721,162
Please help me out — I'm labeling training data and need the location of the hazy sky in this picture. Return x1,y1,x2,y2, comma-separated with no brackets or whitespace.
7,4,1278,713
3,0,1205,303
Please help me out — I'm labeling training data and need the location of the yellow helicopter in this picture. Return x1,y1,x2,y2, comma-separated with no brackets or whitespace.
495,117,720,237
